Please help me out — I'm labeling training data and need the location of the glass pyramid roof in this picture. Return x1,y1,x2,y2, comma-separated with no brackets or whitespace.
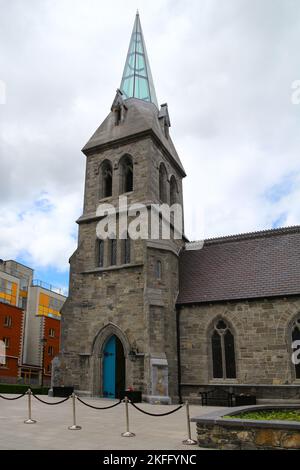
120,12,158,107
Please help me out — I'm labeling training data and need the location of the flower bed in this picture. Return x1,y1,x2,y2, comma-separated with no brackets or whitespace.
191,405,300,449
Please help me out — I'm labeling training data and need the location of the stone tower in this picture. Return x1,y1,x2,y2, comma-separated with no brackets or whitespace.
55,12,186,403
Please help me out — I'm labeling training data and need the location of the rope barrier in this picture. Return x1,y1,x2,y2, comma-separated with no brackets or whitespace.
0,389,196,443
0,392,27,400
76,396,122,410
130,401,183,417
32,394,70,405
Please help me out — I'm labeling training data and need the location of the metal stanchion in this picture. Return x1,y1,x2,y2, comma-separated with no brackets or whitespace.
121,396,135,437
68,393,82,430
24,388,36,424
182,401,197,445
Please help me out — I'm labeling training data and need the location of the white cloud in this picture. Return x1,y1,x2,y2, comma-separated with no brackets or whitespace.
0,0,300,275
0,192,80,271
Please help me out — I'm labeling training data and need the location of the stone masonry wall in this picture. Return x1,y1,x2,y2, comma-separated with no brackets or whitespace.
196,422,300,450
179,296,300,399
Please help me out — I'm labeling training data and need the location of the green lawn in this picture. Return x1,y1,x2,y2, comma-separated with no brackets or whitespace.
224,409,300,422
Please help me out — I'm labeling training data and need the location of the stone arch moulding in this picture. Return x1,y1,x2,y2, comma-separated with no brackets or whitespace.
90,322,132,396
92,322,131,356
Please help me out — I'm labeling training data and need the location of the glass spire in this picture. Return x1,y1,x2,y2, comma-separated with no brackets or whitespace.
120,12,158,107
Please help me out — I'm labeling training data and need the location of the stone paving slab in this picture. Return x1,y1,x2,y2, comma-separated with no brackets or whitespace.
0,395,224,450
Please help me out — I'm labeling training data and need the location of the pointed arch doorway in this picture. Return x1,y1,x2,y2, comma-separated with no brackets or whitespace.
103,335,125,399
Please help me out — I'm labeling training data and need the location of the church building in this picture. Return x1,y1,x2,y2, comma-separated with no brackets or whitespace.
54,13,300,404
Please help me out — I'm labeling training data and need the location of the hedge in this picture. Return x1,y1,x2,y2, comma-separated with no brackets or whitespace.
0,383,49,395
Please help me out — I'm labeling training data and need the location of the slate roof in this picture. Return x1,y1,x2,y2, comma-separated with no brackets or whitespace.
82,98,186,176
177,226,300,304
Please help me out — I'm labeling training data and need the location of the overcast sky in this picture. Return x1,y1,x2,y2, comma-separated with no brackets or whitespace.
0,0,300,292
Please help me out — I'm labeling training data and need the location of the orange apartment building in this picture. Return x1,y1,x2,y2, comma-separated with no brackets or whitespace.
0,259,66,385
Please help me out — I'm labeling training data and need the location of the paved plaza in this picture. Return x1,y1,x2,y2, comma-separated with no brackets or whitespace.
0,394,223,450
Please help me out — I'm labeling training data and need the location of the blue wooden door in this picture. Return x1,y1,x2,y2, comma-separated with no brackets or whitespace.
103,336,116,398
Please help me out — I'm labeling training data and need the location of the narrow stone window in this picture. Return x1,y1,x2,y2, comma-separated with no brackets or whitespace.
170,175,178,206
100,160,113,199
110,239,117,266
155,260,162,280
119,155,133,194
211,319,236,379
122,237,131,265
114,107,122,126
292,317,300,379
159,163,168,203
97,239,104,268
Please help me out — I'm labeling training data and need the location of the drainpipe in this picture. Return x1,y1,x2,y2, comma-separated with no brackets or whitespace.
176,305,183,404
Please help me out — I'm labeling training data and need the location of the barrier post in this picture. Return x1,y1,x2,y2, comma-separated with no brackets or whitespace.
24,388,36,424
182,401,197,445
121,396,135,437
68,393,81,430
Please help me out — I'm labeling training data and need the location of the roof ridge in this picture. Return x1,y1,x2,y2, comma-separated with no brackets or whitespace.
189,225,300,247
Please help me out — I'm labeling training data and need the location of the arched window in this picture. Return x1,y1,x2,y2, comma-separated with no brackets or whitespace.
119,155,133,194
96,239,104,268
291,317,300,379
159,163,168,203
170,175,178,206
100,160,112,198
211,319,236,379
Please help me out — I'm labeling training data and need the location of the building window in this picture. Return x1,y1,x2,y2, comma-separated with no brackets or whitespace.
3,337,10,349
159,163,168,203
100,160,113,199
97,239,104,268
170,175,178,205
155,260,162,280
47,364,52,373
19,296,27,310
292,317,300,379
4,316,12,328
48,346,54,356
211,319,236,379
114,107,122,126
122,235,131,265
119,155,133,194
49,328,55,338
110,239,117,266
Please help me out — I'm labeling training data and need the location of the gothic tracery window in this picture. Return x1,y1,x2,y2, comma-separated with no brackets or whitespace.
211,319,236,379
100,160,113,198
292,317,300,379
